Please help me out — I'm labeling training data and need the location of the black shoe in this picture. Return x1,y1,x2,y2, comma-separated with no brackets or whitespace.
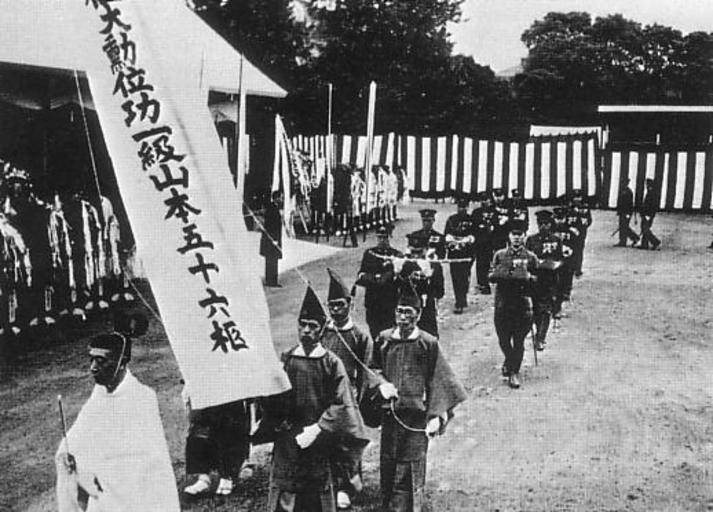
501,363,509,377
535,340,545,351
574,270,583,278
651,241,661,251
508,373,521,389
614,243,626,247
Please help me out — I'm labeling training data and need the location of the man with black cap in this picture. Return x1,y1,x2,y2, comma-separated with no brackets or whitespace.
395,233,445,338
321,268,373,509
526,211,565,351
491,188,511,251
569,190,592,276
355,224,403,345
367,283,467,511
407,208,446,259
551,207,577,315
638,178,661,250
55,321,180,511
260,287,369,512
507,188,529,227
261,190,284,287
471,191,496,294
489,219,538,388
615,179,639,247
444,197,476,313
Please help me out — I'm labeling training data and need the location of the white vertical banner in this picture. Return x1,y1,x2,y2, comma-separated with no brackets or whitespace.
81,0,290,409
364,81,376,210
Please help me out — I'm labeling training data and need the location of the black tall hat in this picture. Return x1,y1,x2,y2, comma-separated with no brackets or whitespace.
89,333,132,361
299,286,327,326
327,268,351,301
397,280,422,310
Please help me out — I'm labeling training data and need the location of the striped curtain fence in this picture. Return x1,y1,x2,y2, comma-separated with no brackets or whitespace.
601,147,713,212
293,133,599,202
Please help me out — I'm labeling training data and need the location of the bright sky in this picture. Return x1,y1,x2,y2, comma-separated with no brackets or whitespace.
449,0,713,73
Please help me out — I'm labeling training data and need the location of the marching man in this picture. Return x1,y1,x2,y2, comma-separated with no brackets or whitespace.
55,316,179,512
367,283,467,511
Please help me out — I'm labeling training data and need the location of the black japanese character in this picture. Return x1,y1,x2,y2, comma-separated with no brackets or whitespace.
102,34,123,73
150,164,188,191
113,66,153,98
99,4,131,34
188,252,219,284
210,320,248,353
121,93,160,127
198,287,229,318
120,32,136,64
132,126,172,142
178,224,215,254
138,142,156,170
164,188,201,223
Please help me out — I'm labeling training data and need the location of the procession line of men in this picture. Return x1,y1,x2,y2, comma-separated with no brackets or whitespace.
55,267,466,512
355,187,592,389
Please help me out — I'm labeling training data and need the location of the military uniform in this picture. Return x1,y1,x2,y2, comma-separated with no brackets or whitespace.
570,190,592,275
355,229,403,342
396,256,444,339
443,200,476,311
489,220,538,386
407,209,446,260
491,188,511,251
471,193,495,294
506,188,529,228
526,211,565,350
551,208,577,315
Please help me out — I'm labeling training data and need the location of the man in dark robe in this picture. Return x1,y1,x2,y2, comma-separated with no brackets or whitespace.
368,284,466,511
489,219,539,389
321,268,373,509
355,224,402,346
261,191,283,287
395,233,444,338
256,287,369,512
526,211,565,351
491,188,511,251
443,197,476,314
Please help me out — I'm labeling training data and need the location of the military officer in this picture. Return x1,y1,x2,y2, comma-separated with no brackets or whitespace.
551,207,577,318
471,192,496,294
394,233,444,338
491,188,511,251
569,189,592,277
526,210,565,351
507,188,529,227
443,197,476,313
488,219,538,389
355,224,402,355
407,209,446,260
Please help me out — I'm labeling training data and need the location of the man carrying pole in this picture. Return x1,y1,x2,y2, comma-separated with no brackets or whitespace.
55,317,180,511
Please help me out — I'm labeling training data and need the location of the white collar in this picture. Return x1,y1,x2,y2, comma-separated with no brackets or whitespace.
293,343,327,358
390,327,420,340
94,368,135,398
326,319,354,331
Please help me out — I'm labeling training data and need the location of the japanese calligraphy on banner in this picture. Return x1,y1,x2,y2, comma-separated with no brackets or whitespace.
81,0,290,408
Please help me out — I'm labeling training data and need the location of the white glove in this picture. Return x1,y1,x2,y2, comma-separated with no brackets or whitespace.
392,257,405,273
295,423,321,449
425,417,442,437
445,234,455,243
378,381,399,400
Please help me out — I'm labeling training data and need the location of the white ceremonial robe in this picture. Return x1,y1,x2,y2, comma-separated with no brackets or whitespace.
55,370,179,512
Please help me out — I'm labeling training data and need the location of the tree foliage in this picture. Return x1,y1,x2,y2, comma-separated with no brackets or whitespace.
517,11,713,122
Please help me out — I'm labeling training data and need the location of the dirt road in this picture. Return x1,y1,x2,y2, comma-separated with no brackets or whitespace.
5,202,713,511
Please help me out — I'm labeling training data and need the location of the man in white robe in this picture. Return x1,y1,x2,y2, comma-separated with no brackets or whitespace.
55,332,179,511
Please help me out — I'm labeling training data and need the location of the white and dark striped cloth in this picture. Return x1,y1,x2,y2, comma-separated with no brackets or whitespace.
601,148,713,211
293,133,599,202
